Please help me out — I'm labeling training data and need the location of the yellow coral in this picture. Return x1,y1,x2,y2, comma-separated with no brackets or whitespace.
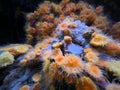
0,44,31,56
105,61,120,77
43,59,51,72
14,45,29,54
52,42,63,48
90,33,110,47
0,51,14,67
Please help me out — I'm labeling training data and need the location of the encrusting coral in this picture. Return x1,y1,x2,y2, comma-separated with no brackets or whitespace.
0,51,14,67
90,33,110,47
0,0,120,90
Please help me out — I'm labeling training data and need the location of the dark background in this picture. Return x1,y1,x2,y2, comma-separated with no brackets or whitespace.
0,0,120,45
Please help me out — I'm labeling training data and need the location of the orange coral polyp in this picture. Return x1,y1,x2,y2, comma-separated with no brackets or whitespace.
55,56,64,65
61,54,83,74
85,63,103,79
61,23,66,28
90,34,110,47
76,76,97,90
20,85,30,90
32,73,41,82
60,23,68,30
66,59,79,68
84,52,99,63
35,49,41,56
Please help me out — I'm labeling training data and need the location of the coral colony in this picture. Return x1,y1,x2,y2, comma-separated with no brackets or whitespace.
0,0,120,90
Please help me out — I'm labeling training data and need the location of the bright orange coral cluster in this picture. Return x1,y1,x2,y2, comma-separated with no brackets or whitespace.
25,0,109,44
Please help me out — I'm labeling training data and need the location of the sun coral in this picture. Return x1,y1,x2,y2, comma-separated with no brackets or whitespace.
19,49,36,65
0,51,14,67
32,83,40,90
26,34,34,44
64,74,76,84
24,49,36,60
35,49,41,56
62,28,71,36
32,73,41,82
49,49,64,61
96,59,109,67
85,63,103,79
20,85,30,90
36,21,54,35
42,50,52,60
76,2,86,11
108,22,120,40
105,61,120,77
56,17,77,37
52,3,62,14
44,62,59,85
64,36,72,43
95,6,103,15
26,26,36,35
55,55,65,65
37,1,51,14
105,83,120,90
83,48,95,53
104,41,120,56
43,59,51,72
90,33,110,47
64,2,76,14
25,0,110,45
41,13,54,22
1,0,117,90
84,52,99,63
0,44,31,56
60,0,70,7
80,8,96,25
14,45,30,54
52,42,63,48
76,76,97,90
94,16,109,31
26,13,35,21
57,20,69,31
61,54,84,74
35,38,52,50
